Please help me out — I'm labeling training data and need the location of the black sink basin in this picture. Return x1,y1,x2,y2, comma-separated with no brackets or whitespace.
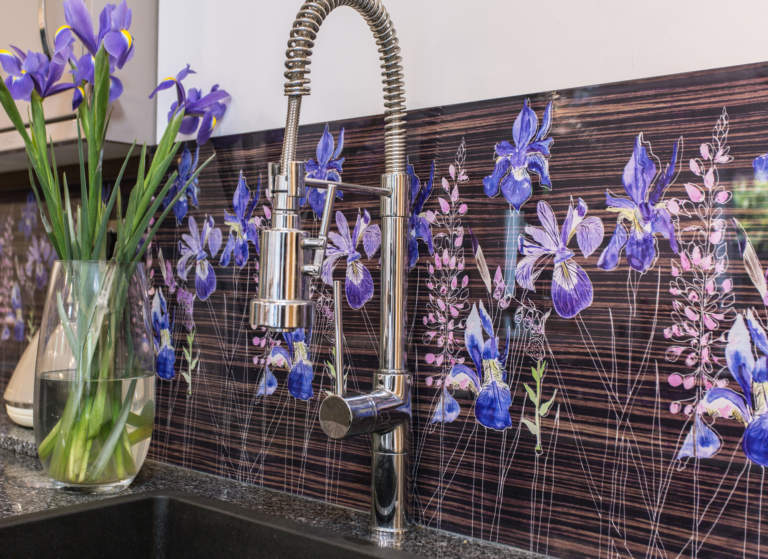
0,492,418,558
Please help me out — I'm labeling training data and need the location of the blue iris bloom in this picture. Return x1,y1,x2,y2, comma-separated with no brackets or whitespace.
406,161,435,269
260,329,314,400
220,172,261,268
434,302,511,430
304,124,345,217
152,289,175,380
483,99,553,210
695,311,768,465
598,133,681,273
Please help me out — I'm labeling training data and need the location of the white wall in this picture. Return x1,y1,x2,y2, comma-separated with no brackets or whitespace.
156,0,768,142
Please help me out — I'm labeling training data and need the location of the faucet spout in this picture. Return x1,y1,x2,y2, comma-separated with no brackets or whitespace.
251,0,411,541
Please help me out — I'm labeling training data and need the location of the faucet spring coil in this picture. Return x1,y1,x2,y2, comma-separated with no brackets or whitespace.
280,0,406,174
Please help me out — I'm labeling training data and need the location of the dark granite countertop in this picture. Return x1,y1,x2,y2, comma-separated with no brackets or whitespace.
0,414,548,559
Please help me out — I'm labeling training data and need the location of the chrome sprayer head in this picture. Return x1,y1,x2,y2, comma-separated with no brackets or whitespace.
250,161,336,332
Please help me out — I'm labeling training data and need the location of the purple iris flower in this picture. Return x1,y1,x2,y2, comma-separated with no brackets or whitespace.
598,134,681,273
321,210,381,309
0,43,74,101
25,236,53,290
260,329,314,400
177,216,222,301
220,172,261,268
162,145,199,224
304,124,344,217
483,99,553,210
152,289,175,380
517,198,603,319
68,52,123,110
19,193,37,239
149,65,230,145
695,312,768,465
59,0,134,68
406,161,435,269
754,154,768,183
437,302,511,430
2,283,24,342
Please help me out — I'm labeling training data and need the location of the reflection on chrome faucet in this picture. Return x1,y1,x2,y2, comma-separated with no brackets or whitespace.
249,0,411,542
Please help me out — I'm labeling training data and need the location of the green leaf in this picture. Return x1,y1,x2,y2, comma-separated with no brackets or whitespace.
539,389,558,417
130,154,214,265
521,417,539,436
523,382,538,406
0,80,31,146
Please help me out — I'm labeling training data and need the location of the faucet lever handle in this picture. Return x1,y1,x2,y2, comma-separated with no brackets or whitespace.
301,183,337,276
332,280,345,397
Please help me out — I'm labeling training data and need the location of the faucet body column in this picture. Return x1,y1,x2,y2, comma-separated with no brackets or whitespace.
372,171,410,536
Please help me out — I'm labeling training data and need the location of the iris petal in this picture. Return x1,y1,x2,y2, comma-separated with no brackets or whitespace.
512,99,537,148
287,360,314,400
551,259,593,319
726,315,756,408
464,305,485,374
744,414,768,466
475,381,512,430
622,133,657,206
257,368,278,396
482,158,510,198
431,390,461,423
499,168,532,210
597,222,629,271
676,414,721,460
625,231,656,273
345,261,373,309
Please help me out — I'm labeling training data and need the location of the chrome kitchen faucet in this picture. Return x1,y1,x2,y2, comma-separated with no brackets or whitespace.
249,0,410,542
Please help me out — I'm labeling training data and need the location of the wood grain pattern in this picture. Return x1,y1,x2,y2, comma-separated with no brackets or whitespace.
144,61,768,558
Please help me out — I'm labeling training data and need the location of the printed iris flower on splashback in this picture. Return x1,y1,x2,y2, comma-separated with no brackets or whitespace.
483,99,553,209
259,329,314,400
177,216,222,301
19,194,37,239
304,124,345,218
482,99,554,297
517,198,604,319
2,283,24,342
26,236,54,290
162,145,199,224
692,311,768,465
598,133,681,273
754,154,768,183
407,161,435,269
220,172,261,268
152,289,175,380
434,302,511,430
322,210,381,309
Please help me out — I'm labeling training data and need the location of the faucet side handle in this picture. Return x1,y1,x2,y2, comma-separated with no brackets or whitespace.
332,280,345,397
301,183,337,276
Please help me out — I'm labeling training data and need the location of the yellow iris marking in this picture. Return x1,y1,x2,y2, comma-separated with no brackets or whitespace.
120,29,133,49
163,76,176,82
77,86,85,96
211,116,217,129
55,24,71,37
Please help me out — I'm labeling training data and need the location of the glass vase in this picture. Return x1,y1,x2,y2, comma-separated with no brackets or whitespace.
34,261,155,493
